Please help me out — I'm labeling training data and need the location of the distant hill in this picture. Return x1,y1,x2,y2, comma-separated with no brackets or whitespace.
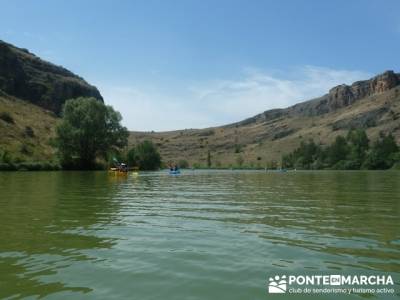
0,40,103,114
0,40,103,162
130,71,400,168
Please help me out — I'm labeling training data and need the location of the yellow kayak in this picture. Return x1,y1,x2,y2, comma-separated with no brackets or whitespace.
109,168,128,176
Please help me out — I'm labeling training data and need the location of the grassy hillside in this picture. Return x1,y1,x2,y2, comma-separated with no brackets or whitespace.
130,85,400,168
0,91,58,162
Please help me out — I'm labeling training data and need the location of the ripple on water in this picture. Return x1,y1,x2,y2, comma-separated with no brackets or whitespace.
0,170,399,299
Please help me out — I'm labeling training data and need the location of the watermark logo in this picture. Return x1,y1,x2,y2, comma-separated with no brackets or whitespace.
266,274,395,295
268,275,287,293
330,275,341,285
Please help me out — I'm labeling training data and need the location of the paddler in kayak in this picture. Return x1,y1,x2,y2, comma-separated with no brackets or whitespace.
119,163,128,172
169,163,180,174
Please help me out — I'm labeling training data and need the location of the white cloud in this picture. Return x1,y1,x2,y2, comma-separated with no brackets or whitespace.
96,66,371,131
98,85,215,132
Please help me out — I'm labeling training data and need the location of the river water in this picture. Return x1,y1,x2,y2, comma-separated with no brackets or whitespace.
0,170,399,299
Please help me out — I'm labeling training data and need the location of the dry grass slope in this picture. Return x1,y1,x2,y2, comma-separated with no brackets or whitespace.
0,92,58,162
130,86,400,168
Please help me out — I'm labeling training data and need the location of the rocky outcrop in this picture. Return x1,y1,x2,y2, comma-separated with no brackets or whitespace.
0,40,103,114
225,70,400,128
281,70,400,117
325,71,400,112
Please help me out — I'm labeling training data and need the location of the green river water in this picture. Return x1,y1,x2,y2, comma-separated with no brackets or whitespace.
0,170,399,299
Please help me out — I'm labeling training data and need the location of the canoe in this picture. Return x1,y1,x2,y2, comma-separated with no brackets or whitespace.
169,170,181,175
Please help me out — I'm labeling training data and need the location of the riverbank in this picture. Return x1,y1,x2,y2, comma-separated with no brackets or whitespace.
1,163,399,172
0,162,60,171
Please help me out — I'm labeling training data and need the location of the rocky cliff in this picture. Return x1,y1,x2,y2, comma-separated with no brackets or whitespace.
231,70,400,127
290,70,400,116
0,40,103,114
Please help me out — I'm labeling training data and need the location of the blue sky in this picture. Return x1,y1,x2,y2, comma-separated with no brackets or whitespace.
1,0,400,130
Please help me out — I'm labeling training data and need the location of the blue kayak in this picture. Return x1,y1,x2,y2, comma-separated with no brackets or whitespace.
169,170,181,175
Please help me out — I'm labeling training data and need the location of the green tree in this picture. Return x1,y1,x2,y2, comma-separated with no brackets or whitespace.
234,144,242,153
56,97,129,169
281,139,321,169
363,133,399,169
178,159,189,168
236,155,244,167
134,140,161,170
0,112,14,124
207,150,212,168
281,153,295,169
346,129,369,168
127,148,138,167
390,152,400,169
293,139,320,169
281,129,399,170
327,135,348,166
0,150,12,163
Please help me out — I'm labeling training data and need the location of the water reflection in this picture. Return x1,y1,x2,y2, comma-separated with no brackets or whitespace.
0,172,121,298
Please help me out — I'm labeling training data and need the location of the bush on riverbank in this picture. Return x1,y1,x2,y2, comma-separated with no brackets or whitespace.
0,111,15,124
126,140,161,170
0,161,61,171
178,159,189,168
281,129,400,170
0,149,63,171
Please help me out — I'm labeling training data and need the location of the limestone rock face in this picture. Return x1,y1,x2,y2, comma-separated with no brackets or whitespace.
223,70,400,128
328,84,355,109
286,70,400,117
368,70,399,93
0,40,103,114
324,70,400,113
